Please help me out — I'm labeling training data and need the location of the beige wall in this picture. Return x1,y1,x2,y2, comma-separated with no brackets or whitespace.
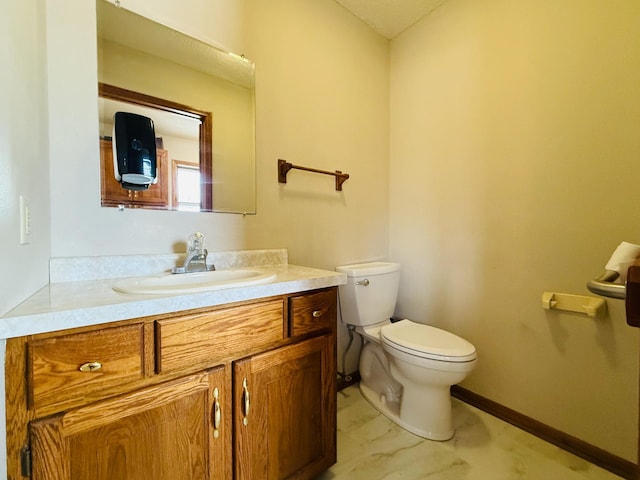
0,0,51,316
389,0,640,461
243,0,390,268
46,0,389,270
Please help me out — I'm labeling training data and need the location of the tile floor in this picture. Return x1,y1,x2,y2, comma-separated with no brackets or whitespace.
317,385,623,480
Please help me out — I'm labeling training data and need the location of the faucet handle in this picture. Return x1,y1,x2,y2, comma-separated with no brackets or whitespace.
188,232,205,253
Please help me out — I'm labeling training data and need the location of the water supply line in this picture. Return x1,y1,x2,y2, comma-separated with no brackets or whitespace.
337,292,364,384
340,324,356,382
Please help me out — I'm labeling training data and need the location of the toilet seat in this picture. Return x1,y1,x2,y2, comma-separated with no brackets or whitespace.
381,319,477,363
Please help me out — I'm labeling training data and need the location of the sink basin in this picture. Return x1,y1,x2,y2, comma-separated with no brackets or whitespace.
113,269,277,295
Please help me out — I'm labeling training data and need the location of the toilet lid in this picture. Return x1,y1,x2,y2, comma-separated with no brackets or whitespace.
381,319,477,362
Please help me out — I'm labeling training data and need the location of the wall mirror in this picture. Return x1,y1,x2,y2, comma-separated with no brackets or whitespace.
96,0,256,213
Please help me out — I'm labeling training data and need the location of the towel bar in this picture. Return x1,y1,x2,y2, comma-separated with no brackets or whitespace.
277,159,350,191
586,270,626,299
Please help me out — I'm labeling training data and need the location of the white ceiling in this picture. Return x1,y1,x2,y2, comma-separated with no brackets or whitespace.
334,0,447,39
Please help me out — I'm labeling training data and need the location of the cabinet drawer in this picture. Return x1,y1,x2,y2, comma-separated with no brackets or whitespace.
290,288,337,337
156,299,285,374
28,324,144,412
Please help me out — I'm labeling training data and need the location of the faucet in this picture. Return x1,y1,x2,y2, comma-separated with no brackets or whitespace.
172,232,215,274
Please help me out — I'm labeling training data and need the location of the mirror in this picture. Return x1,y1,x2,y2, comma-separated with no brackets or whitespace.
96,0,256,213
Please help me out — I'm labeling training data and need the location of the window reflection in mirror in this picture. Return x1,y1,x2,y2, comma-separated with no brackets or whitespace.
174,161,200,212
96,0,256,214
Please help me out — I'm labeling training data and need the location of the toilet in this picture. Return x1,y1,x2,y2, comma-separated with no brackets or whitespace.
336,262,477,441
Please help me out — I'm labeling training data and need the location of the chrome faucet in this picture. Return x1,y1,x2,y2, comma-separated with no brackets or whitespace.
172,232,215,274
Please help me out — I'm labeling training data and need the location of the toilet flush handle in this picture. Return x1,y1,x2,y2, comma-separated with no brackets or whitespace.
355,279,370,286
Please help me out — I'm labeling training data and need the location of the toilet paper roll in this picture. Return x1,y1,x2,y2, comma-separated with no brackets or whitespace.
605,241,640,280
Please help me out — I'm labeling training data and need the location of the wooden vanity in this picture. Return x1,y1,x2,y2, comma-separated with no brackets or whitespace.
4,286,338,479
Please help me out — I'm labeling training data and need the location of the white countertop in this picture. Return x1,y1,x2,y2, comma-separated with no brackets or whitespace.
1,256,346,339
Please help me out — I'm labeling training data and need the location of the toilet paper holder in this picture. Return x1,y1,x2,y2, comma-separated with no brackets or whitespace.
541,291,607,318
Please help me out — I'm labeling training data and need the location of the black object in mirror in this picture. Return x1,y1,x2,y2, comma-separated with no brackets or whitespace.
113,112,157,191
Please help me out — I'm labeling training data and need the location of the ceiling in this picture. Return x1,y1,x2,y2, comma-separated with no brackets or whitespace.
334,0,447,39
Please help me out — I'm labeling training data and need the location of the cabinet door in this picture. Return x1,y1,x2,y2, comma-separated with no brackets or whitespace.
30,367,231,480
234,334,336,480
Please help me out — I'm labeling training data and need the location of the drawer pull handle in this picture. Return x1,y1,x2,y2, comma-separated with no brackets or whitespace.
79,361,102,373
242,377,250,426
212,387,221,439
312,310,322,318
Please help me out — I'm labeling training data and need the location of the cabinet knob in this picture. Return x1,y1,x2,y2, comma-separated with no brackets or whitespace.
212,387,221,439
242,377,250,426
79,361,102,372
312,310,323,318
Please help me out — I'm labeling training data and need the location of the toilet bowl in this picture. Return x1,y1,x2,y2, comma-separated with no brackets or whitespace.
380,319,476,440
336,262,477,441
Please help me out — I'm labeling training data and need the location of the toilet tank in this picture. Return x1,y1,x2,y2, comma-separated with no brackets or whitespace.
335,262,400,327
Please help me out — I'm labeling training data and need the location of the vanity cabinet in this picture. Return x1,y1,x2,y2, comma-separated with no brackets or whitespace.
100,139,170,209
5,288,337,480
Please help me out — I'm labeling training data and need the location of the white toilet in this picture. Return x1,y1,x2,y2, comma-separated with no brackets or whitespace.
336,262,477,441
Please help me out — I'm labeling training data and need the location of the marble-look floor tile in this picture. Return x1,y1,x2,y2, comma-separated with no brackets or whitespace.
317,385,622,480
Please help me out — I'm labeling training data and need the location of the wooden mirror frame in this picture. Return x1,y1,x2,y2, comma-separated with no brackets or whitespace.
98,82,213,211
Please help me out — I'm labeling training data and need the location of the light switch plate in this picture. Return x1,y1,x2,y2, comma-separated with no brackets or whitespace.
19,195,31,245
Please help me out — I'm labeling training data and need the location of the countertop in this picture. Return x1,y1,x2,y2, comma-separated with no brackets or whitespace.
0,251,346,339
